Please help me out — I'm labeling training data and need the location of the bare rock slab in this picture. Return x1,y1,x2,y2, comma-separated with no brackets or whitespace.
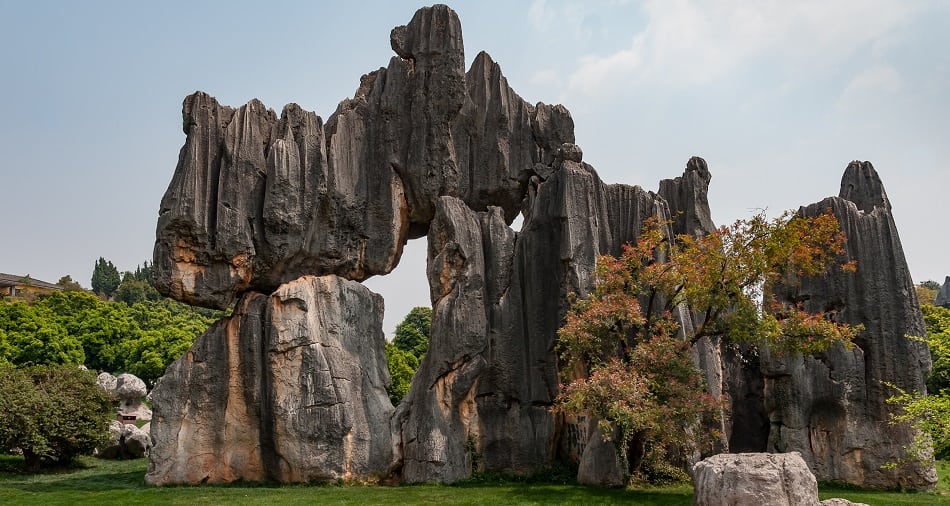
692,452,818,506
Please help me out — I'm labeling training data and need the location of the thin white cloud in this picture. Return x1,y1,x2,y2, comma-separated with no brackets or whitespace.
530,68,560,86
836,65,903,111
565,0,925,97
527,0,606,42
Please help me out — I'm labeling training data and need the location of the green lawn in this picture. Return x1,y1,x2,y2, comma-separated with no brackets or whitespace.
1,456,949,505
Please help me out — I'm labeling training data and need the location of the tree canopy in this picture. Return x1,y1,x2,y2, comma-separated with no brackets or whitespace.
386,306,431,405
556,211,860,483
0,261,223,386
0,365,113,471
91,257,121,297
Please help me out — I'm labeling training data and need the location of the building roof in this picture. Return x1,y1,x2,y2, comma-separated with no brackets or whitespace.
0,273,63,291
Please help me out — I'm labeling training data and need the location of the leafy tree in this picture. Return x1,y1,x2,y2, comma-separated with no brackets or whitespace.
556,212,860,482
394,306,431,360
120,299,220,385
0,278,222,385
91,257,121,298
923,304,950,393
114,278,161,305
889,305,950,462
34,291,138,374
0,365,112,471
917,281,939,306
55,275,84,292
385,342,419,405
0,301,84,367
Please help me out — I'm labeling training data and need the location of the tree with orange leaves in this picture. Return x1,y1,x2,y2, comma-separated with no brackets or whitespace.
556,210,861,483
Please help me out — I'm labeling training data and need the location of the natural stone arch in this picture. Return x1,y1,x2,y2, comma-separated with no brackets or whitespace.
147,4,934,490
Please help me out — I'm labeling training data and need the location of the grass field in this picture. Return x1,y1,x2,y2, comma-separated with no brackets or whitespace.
1,456,949,505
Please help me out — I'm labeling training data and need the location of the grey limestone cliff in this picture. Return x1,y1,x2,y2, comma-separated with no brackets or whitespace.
763,161,935,489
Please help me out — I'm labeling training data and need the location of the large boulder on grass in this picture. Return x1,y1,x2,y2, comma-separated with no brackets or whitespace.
692,452,817,506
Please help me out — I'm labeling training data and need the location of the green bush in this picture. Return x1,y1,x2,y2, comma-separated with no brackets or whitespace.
0,365,112,471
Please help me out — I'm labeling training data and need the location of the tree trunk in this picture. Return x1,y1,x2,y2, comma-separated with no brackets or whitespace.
22,449,41,472
626,431,648,476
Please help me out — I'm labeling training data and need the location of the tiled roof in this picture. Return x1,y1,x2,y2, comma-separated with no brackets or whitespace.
0,273,63,291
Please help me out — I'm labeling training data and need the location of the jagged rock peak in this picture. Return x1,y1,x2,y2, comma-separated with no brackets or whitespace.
657,156,715,237
936,276,950,308
390,4,464,69
839,160,890,213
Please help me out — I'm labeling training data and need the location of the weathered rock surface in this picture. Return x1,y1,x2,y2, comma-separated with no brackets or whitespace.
658,156,715,238
146,275,394,484
96,372,117,396
692,452,818,506
395,154,674,482
115,373,151,421
97,420,151,459
763,161,935,489
153,4,572,309
149,3,935,490
819,499,870,506
935,276,950,308
576,423,626,486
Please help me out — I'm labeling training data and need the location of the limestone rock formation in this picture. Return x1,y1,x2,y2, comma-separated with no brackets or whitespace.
149,3,934,490
96,372,117,395
692,452,818,506
935,276,950,308
762,161,935,489
395,154,674,482
97,421,151,459
146,275,394,485
153,4,572,309
116,373,151,421
576,424,626,486
657,156,715,238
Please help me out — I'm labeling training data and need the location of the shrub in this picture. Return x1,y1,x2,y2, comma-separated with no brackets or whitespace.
0,365,113,471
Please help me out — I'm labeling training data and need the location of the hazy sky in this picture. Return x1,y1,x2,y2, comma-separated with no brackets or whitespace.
2,1,948,336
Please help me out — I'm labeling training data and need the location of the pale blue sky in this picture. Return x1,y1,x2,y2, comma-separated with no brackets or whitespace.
2,1,948,335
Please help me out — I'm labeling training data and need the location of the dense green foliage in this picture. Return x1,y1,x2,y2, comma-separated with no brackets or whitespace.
385,342,419,406
0,301,84,367
0,264,222,386
888,304,950,462
0,366,112,471
386,306,431,405
556,212,859,483
90,258,121,298
925,305,950,393
393,306,431,360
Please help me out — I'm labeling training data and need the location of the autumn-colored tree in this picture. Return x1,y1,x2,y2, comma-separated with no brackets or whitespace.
556,211,860,483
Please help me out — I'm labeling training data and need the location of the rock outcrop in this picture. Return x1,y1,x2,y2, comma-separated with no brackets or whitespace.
936,276,950,308
395,153,675,482
150,4,934,490
146,275,394,485
97,420,151,460
692,452,818,506
152,4,572,309
116,373,151,421
762,161,935,489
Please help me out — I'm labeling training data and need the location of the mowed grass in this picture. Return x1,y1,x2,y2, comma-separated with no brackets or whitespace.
1,455,949,505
